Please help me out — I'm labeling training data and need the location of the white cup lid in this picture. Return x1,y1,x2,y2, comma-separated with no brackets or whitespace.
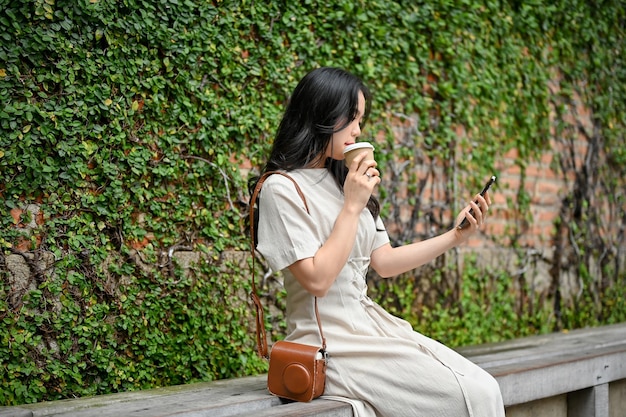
343,142,375,154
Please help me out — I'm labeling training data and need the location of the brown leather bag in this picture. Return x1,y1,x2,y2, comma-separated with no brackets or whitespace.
249,171,327,402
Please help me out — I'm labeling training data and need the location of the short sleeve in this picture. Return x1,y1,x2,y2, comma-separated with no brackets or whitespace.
256,175,322,272
372,216,390,250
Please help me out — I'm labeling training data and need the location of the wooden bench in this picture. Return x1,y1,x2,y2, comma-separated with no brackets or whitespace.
0,376,352,417
458,322,626,417
2,322,625,417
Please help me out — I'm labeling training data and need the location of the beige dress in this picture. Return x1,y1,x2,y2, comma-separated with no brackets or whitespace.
257,169,505,417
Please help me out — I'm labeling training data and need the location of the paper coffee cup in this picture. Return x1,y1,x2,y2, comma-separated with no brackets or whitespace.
343,142,375,167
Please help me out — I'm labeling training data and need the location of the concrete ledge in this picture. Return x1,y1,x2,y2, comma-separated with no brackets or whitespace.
2,323,625,417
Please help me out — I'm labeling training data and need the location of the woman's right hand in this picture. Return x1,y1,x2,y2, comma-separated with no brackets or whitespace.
343,151,380,213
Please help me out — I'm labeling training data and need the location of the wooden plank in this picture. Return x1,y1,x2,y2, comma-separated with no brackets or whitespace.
495,350,626,406
457,322,626,371
232,399,353,417
0,408,33,417
22,376,276,417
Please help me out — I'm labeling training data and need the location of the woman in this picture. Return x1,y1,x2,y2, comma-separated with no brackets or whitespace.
250,67,504,417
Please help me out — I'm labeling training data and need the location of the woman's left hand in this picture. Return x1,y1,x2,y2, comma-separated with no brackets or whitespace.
454,192,491,238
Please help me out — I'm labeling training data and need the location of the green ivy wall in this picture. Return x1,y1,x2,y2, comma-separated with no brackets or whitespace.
1,0,625,406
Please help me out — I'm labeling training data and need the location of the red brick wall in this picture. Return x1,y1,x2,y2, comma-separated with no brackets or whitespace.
374,117,583,253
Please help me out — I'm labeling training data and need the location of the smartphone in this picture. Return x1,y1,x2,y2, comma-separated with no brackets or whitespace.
457,176,496,229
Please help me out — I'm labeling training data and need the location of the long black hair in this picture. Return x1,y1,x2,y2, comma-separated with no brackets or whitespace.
249,67,381,239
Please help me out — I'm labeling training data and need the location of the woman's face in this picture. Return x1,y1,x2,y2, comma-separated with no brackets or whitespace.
326,91,365,161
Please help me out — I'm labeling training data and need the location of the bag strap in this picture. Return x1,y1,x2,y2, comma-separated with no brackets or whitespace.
249,171,327,358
